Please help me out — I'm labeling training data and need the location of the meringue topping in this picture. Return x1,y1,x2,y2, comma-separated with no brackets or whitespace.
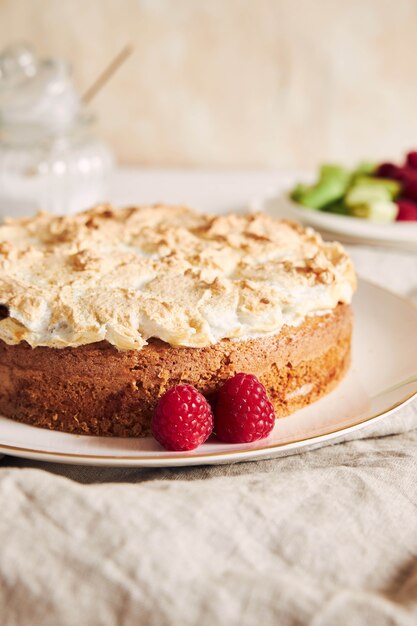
0,204,356,350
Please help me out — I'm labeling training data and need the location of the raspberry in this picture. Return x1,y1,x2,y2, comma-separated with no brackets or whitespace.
396,200,417,221
151,384,213,451
398,167,417,184
214,373,275,443
376,163,401,180
402,179,417,201
406,151,417,169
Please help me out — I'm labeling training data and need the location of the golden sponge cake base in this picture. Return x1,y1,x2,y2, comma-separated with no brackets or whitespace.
0,304,352,437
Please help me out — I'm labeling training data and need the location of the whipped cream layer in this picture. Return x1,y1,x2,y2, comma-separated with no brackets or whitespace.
0,205,356,350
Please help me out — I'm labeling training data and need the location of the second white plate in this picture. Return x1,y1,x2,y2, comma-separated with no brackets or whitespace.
254,192,417,250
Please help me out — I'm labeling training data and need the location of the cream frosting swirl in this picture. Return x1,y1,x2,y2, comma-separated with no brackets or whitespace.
0,204,356,350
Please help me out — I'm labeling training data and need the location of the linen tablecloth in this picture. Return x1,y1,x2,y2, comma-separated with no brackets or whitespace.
1,170,417,626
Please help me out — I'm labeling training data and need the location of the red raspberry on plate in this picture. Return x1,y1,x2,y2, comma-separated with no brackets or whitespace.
402,178,417,202
396,200,417,221
376,162,401,180
214,373,276,444
406,151,417,169
151,384,213,451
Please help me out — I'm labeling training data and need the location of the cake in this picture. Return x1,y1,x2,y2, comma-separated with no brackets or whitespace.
0,204,356,437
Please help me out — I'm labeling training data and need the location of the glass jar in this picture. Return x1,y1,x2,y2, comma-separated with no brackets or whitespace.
0,117,114,217
0,43,114,218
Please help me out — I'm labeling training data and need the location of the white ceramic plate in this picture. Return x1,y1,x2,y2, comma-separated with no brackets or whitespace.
254,192,417,250
0,279,416,467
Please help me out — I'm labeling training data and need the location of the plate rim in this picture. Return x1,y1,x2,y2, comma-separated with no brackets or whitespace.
1,277,417,466
0,389,416,466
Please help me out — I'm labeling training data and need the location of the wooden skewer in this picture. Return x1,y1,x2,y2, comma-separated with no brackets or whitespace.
81,44,133,104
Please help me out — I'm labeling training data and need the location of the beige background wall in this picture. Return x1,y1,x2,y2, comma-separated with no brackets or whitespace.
1,0,417,168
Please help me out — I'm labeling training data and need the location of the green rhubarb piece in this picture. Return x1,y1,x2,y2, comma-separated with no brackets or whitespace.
322,200,349,216
351,162,377,178
345,178,401,215
349,200,398,222
348,175,401,199
291,164,351,210
290,183,309,203
345,175,400,222
346,184,389,207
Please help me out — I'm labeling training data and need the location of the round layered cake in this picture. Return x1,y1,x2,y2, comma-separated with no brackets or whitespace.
0,205,356,437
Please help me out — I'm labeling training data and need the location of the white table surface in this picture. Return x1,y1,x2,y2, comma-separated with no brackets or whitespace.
1,168,417,626
107,167,291,213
